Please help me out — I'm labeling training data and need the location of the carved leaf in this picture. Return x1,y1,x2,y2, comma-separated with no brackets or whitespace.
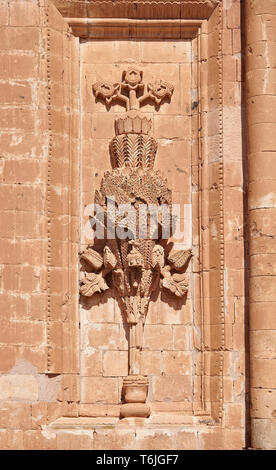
80,247,103,270
143,135,155,169
80,273,109,297
167,248,193,271
104,246,117,270
152,244,165,269
162,272,188,297
111,136,125,169
112,268,125,294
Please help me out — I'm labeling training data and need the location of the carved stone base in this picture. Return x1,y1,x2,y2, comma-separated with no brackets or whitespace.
120,403,150,419
120,375,150,418
122,375,149,403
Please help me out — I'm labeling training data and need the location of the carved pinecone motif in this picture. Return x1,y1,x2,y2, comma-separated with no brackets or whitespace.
110,134,157,170
99,169,172,206
111,110,157,169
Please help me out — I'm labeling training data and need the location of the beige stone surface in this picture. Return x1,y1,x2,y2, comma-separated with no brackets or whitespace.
0,0,274,451
245,0,276,450
0,375,38,402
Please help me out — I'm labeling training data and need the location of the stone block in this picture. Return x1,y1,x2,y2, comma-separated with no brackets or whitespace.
103,351,128,377
10,2,40,26
81,377,119,404
152,376,192,402
0,375,38,402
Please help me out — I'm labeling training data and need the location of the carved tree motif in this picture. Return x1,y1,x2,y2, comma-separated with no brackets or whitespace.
80,67,192,415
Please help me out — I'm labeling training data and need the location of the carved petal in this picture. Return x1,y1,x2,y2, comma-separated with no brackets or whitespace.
92,81,119,104
123,67,143,87
148,79,174,104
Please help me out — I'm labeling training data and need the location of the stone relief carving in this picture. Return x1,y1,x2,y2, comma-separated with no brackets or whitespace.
80,67,192,417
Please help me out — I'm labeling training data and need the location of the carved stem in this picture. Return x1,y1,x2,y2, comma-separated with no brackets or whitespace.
129,321,143,375
129,89,139,110
116,92,130,111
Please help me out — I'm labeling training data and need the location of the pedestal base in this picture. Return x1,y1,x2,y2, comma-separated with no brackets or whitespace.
121,375,150,418
120,403,151,418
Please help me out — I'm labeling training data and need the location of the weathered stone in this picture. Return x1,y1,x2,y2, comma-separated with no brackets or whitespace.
0,0,274,451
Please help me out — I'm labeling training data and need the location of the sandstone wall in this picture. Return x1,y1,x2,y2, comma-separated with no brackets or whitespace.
245,0,276,450
0,0,80,449
0,0,274,450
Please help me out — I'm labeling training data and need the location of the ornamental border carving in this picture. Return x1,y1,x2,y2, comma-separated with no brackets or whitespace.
46,3,53,373
47,0,225,424
66,18,202,39
54,0,218,20
45,0,80,382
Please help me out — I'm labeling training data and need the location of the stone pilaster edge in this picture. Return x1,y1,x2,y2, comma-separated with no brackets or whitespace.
45,1,53,373
218,0,225,423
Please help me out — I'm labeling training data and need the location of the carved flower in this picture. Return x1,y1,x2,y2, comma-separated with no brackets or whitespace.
80,272,109,297
162,272,188,297
122,67,144,90
127,241,144,268
93,81,120,104
148,79,174,105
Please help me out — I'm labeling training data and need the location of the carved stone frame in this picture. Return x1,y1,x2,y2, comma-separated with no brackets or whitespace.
50,0,225,424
